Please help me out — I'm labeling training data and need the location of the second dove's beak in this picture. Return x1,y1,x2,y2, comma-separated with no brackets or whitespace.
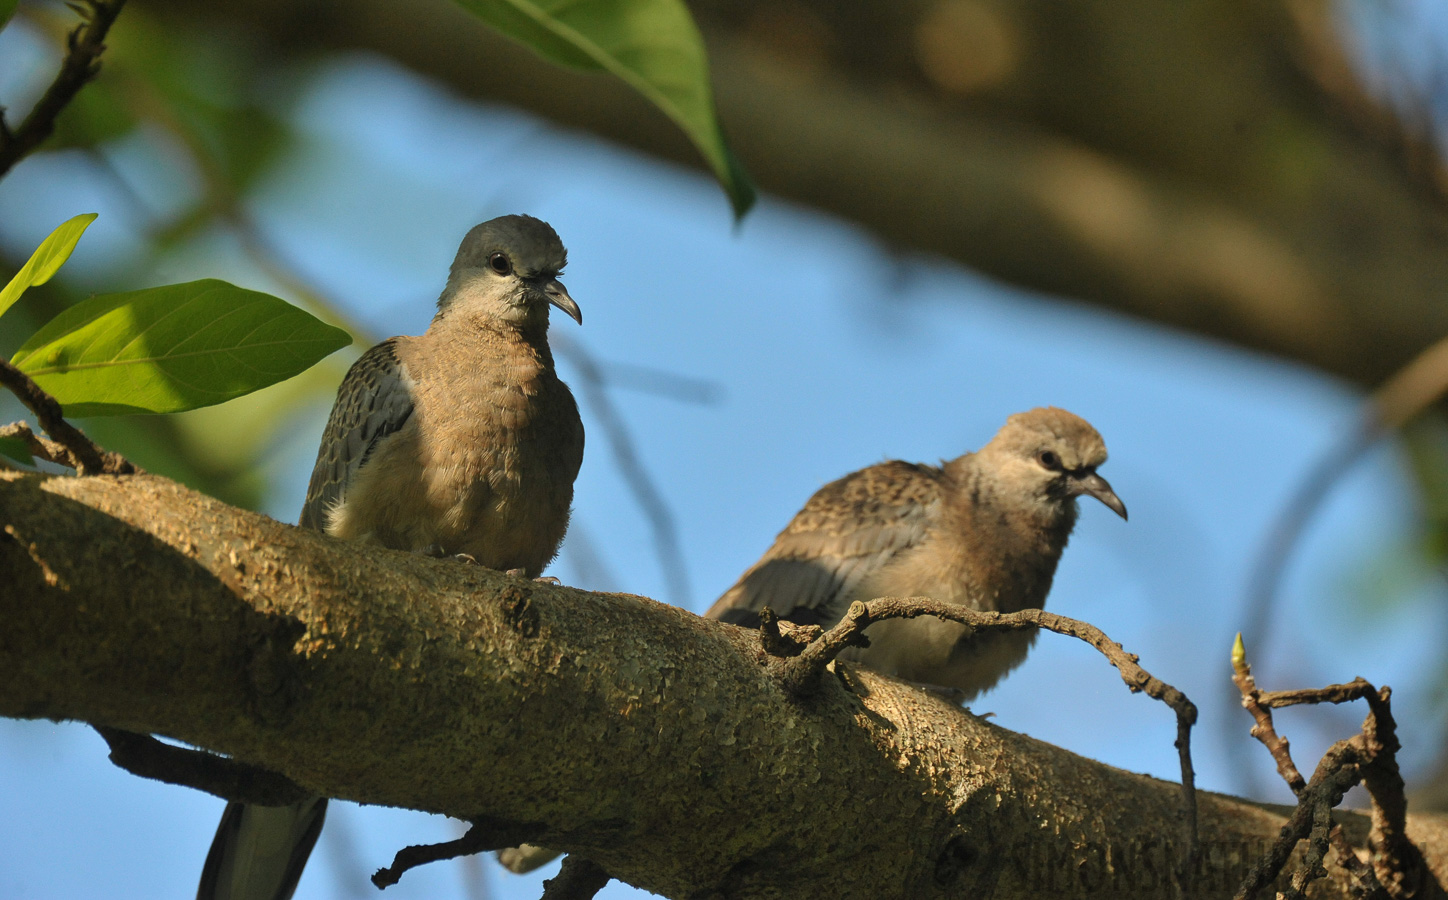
545,279,583,325
1073,472,1127,521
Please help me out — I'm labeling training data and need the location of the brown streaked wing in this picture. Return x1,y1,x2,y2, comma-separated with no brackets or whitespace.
299,339,415,531
706,460,944,627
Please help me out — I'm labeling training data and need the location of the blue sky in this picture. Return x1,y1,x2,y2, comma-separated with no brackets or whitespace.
2,28,1446,900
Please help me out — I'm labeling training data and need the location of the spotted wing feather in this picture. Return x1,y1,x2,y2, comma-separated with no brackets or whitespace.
706,460,944,627
299,339,415,531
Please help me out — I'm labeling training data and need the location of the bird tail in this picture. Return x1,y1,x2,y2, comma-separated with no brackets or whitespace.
196,796,328,900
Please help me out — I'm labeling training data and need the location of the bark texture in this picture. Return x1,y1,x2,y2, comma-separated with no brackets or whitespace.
3,468,1448,899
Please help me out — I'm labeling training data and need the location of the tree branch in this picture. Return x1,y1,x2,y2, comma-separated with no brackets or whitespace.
371,818,544,889
1231,639,1387,897
0,360,135,475
92,725,310,806
139,0,1448,392
540,856,612,900
0,0,127,179
4,469,1448,899
776,596,1202,888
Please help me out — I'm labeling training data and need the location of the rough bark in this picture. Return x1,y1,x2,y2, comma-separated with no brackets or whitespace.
131,0,1448,388
3,468,1448,899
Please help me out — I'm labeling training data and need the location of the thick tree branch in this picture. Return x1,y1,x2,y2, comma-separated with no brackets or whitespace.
5,469,1448,899
135,0,1448,392
776,595,1202,887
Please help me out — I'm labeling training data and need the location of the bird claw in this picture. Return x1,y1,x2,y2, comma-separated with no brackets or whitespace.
502,568,560,584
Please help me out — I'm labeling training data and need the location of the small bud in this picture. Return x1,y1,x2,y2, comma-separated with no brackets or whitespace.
1231,632,1247,675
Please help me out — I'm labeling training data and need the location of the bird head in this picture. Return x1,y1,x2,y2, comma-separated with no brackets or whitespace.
978,407,1127,522
438,214,582,329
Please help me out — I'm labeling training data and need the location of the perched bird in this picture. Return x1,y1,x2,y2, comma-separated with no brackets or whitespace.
706,407,1125,699
196,214,585,900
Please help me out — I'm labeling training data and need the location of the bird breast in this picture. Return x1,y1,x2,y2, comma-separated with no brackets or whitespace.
337,342,581,575
422,359,580,573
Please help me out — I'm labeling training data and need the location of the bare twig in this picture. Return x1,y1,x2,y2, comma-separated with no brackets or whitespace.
1359,687,1434,898
0,0,127,180
0,361,135,475
1231,637,1386,898
92,725,309,806
775,596,1200,892
539,856,612,900
1234,741,1364,900
1,421,72,468
372,818,545,889
1258,678,1377,709
755,606,820,658
1231,638,1440,899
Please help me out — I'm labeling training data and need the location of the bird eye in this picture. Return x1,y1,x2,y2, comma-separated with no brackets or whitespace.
1036,449,1061,470
488,252,512,276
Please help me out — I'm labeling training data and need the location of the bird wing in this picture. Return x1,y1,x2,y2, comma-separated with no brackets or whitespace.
299,339,415,531
706,460,944,628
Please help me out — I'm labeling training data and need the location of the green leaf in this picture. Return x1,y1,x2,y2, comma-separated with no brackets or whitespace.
11,279,352,416
0,214,98,320
453,0,755,217
0,434,33,466
0,0,18,30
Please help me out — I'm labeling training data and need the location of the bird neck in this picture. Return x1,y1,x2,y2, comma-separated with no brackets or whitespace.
946,457,1078,560
428,309,557,368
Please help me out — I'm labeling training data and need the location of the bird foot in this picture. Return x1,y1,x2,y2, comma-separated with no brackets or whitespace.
503,569,560,584
414,546,479,565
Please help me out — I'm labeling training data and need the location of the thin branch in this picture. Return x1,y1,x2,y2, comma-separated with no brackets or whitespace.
0,0,128,180
1231,637,1386,898
1234,741,1364,900
1,421,73,469
553,334,692,607
774,596,1200,891
1259,679,1377,709
1359,687,1433,898
589,360,723,406
371,818,545,889
1231,639,1440,899
539,856,611,900
92,726,309,805
0,361,135,475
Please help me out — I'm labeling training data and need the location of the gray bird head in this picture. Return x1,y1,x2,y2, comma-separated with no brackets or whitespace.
438,214,582,329
978,407,1127,522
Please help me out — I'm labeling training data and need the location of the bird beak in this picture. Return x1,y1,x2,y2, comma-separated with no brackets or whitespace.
1072,472,1127,520
545,278,582,325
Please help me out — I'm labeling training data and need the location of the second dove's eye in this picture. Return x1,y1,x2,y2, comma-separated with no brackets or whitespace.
488,252,512,275
1037,450,1061,470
